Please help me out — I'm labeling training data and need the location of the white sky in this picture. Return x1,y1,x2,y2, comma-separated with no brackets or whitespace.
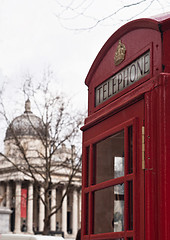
0,0,170,143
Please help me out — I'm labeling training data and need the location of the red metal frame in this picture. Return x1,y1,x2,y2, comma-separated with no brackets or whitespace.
82,13,170,240
144,73,170,240
82,100,144,240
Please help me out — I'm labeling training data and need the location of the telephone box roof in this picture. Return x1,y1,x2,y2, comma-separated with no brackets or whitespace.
85,12,170,87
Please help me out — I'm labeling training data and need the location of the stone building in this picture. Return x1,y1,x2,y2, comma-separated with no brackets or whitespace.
0,100,81,238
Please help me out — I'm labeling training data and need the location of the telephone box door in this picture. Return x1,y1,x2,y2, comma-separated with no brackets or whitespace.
82,99,145,240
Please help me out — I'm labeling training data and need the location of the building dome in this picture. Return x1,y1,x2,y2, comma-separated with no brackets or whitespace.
5,99,47,140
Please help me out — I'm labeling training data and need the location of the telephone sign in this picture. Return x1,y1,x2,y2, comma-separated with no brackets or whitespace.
95,51,150,106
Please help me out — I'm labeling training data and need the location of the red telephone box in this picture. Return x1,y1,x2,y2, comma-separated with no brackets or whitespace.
81,13,170,240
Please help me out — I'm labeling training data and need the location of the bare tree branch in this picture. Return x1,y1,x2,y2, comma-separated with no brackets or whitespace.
54,0,165,31
0,76,84,234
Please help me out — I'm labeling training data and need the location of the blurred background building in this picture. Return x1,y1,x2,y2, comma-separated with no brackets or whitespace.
0,100,81,238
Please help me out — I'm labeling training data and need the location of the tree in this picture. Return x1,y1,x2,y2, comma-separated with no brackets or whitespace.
55,0,166,31
0,76,84,234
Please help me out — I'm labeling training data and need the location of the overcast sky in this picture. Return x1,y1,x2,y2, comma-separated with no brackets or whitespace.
0,0,169,131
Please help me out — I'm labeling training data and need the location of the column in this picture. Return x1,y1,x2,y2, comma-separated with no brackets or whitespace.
62,187,67,235
39,187,45,232
27,182,33,234
6,182,11,208
0,184,5,207
50,187,56,231
72,188,78,236
14,181,21,234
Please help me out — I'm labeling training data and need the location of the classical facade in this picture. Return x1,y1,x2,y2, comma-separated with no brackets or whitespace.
0,100,81,238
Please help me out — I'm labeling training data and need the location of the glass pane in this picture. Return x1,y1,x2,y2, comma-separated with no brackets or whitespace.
96,130,124,184
128,181,133,230
84,193,89,234
128,126,133,174
107,239,124,240
94,184,124,234
114,156,124,178
86,147,90,187
113,184,124,232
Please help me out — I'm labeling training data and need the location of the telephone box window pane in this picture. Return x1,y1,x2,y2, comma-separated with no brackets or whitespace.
128,181,133,230
94,184,124,234
84,193,89,234
114,156,124,178
108,239,124,240
128,126,133,174
86,147,90,187
96,130,124,184
113,184,124,232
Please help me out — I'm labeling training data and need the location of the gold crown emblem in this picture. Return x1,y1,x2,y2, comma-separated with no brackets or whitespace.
114,40,126,66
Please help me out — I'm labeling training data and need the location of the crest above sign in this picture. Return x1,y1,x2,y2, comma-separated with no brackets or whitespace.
114,40,126,66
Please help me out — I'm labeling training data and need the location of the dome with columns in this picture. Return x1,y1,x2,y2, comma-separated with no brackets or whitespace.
5,99,47,140
0,99,81,237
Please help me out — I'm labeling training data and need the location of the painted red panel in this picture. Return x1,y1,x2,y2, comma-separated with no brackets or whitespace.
163,30,170,72
21,188,27,218
82,13,170,240
85,14,170,116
